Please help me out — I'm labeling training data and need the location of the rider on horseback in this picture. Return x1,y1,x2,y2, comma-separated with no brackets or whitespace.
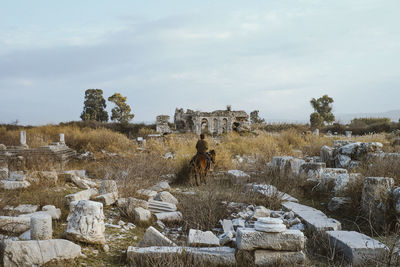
195,133,211,170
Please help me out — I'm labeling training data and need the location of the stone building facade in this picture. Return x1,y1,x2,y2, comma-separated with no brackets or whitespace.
173,108,250,135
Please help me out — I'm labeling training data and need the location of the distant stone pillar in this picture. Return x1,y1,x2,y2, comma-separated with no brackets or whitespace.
20,131,27,147
60,133,65,144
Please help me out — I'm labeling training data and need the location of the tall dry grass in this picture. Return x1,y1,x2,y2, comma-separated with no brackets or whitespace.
0,125,136,154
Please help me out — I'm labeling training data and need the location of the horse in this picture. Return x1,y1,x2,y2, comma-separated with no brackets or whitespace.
190,150,216,186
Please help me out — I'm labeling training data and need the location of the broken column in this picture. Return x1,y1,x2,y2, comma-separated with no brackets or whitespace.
20,131,27,147
31,213,52,240
59,133,65,144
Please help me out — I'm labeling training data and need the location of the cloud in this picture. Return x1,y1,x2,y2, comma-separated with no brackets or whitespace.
0,1,399,125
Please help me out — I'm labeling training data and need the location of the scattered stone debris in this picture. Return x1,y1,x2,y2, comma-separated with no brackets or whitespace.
282,201,341,232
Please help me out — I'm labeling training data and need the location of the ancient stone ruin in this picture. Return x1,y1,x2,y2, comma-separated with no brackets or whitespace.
0,131,76,170
173,107,250,134
155,115,172,135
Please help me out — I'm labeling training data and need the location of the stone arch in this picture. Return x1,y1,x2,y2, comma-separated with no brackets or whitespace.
201,118,209,133
213,118,218,134
222,118,228,133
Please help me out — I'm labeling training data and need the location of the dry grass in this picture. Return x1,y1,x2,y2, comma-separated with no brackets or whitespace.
0,125,136,154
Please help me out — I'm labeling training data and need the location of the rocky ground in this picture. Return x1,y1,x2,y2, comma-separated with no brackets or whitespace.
0,136,399,266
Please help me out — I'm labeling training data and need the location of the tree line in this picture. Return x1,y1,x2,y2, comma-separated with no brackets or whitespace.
80,89,335,128
80,89,134,125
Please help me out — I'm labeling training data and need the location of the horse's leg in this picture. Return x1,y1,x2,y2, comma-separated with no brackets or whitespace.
194,167,200,186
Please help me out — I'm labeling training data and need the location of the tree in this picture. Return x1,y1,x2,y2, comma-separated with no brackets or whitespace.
80,89,108,122
250,110,265,124
310,94,335,128
108,93,134,124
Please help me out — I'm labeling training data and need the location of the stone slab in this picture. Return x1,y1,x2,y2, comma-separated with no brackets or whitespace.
254,250,306,266
236,228,304,251
138,226,176,247
2,239,82,266
282,201,341,232
127,246,236,266
187,229,220,247
326,230,388,266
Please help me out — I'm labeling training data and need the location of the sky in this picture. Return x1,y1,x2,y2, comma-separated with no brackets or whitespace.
0,0,399,125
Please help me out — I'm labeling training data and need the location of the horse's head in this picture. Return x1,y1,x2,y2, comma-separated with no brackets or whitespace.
209,149,216,164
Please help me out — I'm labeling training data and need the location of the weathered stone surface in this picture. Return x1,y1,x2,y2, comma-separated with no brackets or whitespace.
361,177,394,223
149,181,170,192
65,188,98,203
299,162,326,180
136,189,158,200
220,219,234,233
127,246,236,266
326,230,389,266
393,187,400,214
335,154,352,168
251,184,299,203
0,180,30,190
7,204,38,215
320,168,350,193
94,193,117,206
187,229,220,247
232,218,245,229
148,200,177,213
255,217,287,233
282,201,341,232
138,226,176,247
272,156,305,176
154,191,178,205
0,167,9,179
64,200,106,245
252,206,271,219
227,170,250,184
42,205,62,220
154,211,183,223
19,230,31,240
0,216,30,234
9,171,26,181
219,231,234,246
99,180,118,195
254,250,306,266
134,207,151,223
30,213,52,240
2,239,82,266
236,228,304,251
328,197,352,212
320,145,334,167
124,197,149,218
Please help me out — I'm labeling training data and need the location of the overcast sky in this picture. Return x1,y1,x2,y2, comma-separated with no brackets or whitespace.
1,0,399,125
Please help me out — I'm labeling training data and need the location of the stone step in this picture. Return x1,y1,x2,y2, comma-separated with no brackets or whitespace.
127,246,236,266
282,201,341,232
326,230,388,266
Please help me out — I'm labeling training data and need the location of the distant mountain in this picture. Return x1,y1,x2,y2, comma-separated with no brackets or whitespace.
335,109,400,124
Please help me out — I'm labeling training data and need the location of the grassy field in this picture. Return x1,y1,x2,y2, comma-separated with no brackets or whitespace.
0,124,398,266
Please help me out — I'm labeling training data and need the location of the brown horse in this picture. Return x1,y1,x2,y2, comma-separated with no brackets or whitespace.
190,150,216,186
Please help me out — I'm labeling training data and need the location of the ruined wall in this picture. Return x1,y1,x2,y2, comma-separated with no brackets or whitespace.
156,115,172,134
174,108,249,135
